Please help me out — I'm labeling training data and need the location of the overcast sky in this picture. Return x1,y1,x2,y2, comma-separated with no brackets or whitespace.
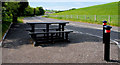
28,0,119,10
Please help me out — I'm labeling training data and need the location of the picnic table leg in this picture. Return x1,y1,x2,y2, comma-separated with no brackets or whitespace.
31,34,36,40
51,33,54,43
46,24,50,41
56,29,59,37
31,34,38,46
31,24,35,32
30,24,35,39
62,24,65,39
65,32,69,41
43,29,46,37
59,24,61,37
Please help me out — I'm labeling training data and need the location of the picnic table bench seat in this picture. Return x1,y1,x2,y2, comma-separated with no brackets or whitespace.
29,30,73,34
28,30,73,44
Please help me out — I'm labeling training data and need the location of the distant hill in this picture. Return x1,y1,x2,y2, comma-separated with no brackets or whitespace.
52,2,118,15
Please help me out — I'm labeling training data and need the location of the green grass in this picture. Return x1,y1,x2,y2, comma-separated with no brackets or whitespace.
18,17,24,23
2,17,12,36
2,17,25,34
1,16,25,40
53,2,118,15
47,2,119,26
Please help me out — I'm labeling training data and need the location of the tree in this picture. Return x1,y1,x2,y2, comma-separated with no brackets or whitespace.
2,1,29,23
38,7,45,15
24,6,34,16
33,7,45,16
18,1,29,16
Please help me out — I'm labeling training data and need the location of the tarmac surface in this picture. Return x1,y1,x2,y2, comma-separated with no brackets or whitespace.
2,16,119,63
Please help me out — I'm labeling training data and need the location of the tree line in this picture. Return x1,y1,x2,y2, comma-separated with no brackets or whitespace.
2,1,45,35
2,1,45,23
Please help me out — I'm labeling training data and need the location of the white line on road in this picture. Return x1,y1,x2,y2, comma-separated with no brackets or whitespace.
69,23,103,30
69,23,118,32
67,28,120,48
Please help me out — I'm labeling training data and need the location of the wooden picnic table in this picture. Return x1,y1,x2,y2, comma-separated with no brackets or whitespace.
26,22,69,32
26,22,72,46
26,22,69,38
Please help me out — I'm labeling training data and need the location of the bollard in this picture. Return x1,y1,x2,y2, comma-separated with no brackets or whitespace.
104,25,112,61
103,21,107,43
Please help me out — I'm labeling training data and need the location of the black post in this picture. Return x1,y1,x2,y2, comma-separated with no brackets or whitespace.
104,25,112,61
103,21,107,43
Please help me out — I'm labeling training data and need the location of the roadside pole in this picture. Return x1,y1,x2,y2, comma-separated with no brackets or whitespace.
103,25,112,61
103,21,107,43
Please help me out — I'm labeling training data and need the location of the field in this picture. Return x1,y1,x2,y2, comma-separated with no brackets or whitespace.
47,2,119,26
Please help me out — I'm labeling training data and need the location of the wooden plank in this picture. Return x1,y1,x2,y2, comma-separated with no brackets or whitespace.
29,30,73,35
26,21,69,24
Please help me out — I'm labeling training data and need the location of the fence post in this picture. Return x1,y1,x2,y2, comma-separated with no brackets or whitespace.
85,15,86,20
95,15,97,21
77,15,78,19
62,15,64,18
108,15,111,23
71,15,72,18
103,25,112,61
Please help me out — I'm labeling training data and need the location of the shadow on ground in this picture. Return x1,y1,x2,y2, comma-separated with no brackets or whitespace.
109,60,120,63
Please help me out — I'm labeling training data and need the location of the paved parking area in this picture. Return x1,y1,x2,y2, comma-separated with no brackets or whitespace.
2,23,118,63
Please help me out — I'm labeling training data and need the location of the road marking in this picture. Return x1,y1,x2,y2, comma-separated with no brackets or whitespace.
86,33,103,39
68,23,120,47
69,23,103,29
111,40,120,48
67,28,120,48
69,23,118,32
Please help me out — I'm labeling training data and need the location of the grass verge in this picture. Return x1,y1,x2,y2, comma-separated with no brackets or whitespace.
1,16,25,40
44,15,119,27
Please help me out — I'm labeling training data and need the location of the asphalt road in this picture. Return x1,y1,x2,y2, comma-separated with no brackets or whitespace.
23,16,119,45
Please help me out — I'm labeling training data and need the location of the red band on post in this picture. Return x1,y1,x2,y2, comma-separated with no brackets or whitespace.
105,30,110,33
103,23,107,25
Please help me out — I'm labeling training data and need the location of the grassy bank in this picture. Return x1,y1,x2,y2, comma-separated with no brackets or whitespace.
2,17,25,34
1,17,24,40
46,2,119,27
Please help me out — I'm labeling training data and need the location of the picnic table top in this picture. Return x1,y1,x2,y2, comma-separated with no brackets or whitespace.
26,21,69,24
